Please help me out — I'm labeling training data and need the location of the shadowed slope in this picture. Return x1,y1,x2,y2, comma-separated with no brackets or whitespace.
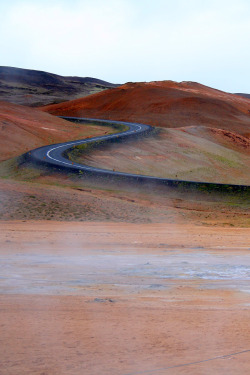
0,66,119,107
236,93,250,99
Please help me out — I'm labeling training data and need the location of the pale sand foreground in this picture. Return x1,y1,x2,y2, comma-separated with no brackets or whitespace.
0,221,250,374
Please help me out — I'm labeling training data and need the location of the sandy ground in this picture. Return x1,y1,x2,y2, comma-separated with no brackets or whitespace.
0,221,250,375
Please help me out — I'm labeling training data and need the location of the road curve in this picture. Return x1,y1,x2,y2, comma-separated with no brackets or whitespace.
27,117,153,175
25,117,249,191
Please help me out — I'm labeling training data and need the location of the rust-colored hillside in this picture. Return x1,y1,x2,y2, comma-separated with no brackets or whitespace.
42,81,250,137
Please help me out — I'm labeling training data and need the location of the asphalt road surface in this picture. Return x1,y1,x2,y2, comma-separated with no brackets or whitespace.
28,117,154,178
27,117,249,190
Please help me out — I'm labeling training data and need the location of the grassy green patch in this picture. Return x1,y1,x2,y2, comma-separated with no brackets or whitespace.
0,157,43,181
0,158,19,178
204,151,243,168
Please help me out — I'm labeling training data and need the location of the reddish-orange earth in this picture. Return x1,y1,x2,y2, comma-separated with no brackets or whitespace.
41,81,250,137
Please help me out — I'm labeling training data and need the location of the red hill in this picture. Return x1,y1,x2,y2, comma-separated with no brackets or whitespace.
41,81,250,137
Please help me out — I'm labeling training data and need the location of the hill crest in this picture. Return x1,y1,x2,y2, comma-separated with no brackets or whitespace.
41,80,250,137
0,66,119,107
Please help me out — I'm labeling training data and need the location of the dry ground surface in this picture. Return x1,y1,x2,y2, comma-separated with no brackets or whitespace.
75,126,250,185
0,176,249,226
0,162,249,375
0,85,249,374
0,221,250,375
0,174,249,375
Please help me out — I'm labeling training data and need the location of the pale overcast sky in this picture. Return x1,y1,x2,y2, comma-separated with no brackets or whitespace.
1,0,249,92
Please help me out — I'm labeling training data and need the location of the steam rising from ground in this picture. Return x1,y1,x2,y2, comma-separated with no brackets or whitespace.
1,221,250,374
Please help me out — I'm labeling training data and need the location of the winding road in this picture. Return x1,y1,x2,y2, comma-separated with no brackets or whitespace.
25,117,249,191
27,117,153,176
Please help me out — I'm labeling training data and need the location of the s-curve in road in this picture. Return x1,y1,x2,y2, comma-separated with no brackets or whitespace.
26,117,153,178
25,116,249,191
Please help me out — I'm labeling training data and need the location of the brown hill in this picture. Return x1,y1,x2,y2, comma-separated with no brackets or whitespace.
42,81,250,137
0,101,114,161
0,66,119,107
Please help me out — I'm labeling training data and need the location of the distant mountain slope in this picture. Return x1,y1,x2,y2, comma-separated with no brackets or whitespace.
235,93,250,99
42,80,250,137
0,66,119,107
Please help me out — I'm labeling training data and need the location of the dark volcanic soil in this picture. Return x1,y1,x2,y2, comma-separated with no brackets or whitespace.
0,66,119,106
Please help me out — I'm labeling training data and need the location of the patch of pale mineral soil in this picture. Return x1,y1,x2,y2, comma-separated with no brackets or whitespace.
0,221,250,375
1,292,249,375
